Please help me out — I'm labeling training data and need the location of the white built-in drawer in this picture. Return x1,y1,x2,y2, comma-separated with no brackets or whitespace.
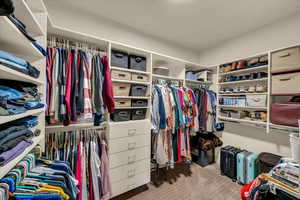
109,120,151,140
110,146,150,169
110,159,150,183
111,171,150,198
109,134,150,155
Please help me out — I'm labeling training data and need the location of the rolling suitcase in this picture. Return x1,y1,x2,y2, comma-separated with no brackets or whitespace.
237,151,258,184
220,145,243,180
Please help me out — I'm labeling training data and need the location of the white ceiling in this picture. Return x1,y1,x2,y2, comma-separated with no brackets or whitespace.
45,0,300,52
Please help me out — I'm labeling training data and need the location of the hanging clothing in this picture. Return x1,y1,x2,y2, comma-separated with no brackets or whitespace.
46,46,115,126
45,129,112,200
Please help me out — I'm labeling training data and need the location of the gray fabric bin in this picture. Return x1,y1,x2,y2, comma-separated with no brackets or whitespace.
111,50,129,68
129,55,147,71
130,85,147,96
132,99,148,107
131,109,147,120
111,109,131,122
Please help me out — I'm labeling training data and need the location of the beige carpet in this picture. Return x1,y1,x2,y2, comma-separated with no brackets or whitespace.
113,163,241,200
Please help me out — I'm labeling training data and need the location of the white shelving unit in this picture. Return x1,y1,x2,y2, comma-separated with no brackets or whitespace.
219,65,268,75
112,79,151,85
0,0,47,178
219,92,268,96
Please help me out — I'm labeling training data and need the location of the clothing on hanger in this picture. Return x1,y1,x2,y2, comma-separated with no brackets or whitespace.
46,39,115,126
45,129,112,200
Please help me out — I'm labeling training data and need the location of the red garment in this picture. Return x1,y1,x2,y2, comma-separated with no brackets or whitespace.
75,143,82,200
241,180,254,200
177,128,182,163
46,47,55,116
101,56,115,113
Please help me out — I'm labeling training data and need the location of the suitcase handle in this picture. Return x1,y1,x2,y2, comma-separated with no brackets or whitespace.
279,53,291,58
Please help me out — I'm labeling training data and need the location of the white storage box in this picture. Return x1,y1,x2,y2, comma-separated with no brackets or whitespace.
246,94,267,107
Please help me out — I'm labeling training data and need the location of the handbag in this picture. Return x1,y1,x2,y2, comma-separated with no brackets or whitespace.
270,96,300,127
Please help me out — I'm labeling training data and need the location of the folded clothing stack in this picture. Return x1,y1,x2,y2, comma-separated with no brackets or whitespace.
0,116,39,166
0,80,44,116
0,50,40,78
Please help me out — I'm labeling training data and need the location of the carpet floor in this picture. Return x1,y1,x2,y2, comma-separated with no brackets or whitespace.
112,163,241,200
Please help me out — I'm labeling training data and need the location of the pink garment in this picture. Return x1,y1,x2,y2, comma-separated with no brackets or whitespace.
100,141,112,200
75,142,82,200
178,89,184,110
65,52,73,120
102,56,115,113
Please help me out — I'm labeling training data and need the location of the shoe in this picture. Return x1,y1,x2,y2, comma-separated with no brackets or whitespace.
248,57,259,67
237,60,247,69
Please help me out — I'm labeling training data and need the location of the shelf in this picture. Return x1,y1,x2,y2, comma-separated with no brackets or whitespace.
219,92,268,96
0,134,43,178
114,96,150,99
218,105,267,110
14,0,44,37
152,74,184,81
25,0,47,13
46,122,107,132
269,123,299,132
0,64,43,85
0,17,44,62
112,79,150,85
0,108,44,125
219,116,267,125
111,66,150,75
219,65,268,75
109,119,150,125
115,107,148,109
218,78,268,85
185,79,212,84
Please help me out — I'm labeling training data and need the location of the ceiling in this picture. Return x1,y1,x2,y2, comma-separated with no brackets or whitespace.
45,0,300,52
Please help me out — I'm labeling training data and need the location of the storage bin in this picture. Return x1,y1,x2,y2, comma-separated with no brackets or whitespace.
272,72,300,94
111,109,131,122
191,148,215,167
185,71,197,80
131,109,147,120
115,99,131,108
130,85,147,96
113,83,131,96
246,94,267,107
131,73,149,82
272,47,300,73
111,70,131,80
129,55,147,71
111,50,129,68
132,99,148,107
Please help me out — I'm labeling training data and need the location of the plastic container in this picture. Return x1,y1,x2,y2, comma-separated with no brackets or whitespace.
290,132,300,163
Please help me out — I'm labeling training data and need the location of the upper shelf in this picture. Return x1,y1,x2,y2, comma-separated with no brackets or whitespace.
14,0,44,37
218,77,268,85
111,66,151,75
0,108,44,125
219,65,268,76
152,74,184,81
24,0,47,13
0,17,44,62
0,64,43,85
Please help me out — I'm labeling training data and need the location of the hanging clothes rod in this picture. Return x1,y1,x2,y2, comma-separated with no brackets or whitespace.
45,122,107,133
47,35,107,55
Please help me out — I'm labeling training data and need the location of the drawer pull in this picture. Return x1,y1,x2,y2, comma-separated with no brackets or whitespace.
128,169,136,178
279,53,291,58
128,155,136,164
128,142,136,150
279,78,291,81
128,129,136,136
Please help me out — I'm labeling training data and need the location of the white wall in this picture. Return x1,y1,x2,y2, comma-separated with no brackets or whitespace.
45,4,199,63
199,14,300,158
198,13,300,67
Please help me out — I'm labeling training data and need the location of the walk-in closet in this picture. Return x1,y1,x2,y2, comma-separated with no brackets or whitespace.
0,0,300,199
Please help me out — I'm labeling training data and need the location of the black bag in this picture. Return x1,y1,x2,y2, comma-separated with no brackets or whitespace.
220,145,243,180
257,152,281,173
0,0,14,16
